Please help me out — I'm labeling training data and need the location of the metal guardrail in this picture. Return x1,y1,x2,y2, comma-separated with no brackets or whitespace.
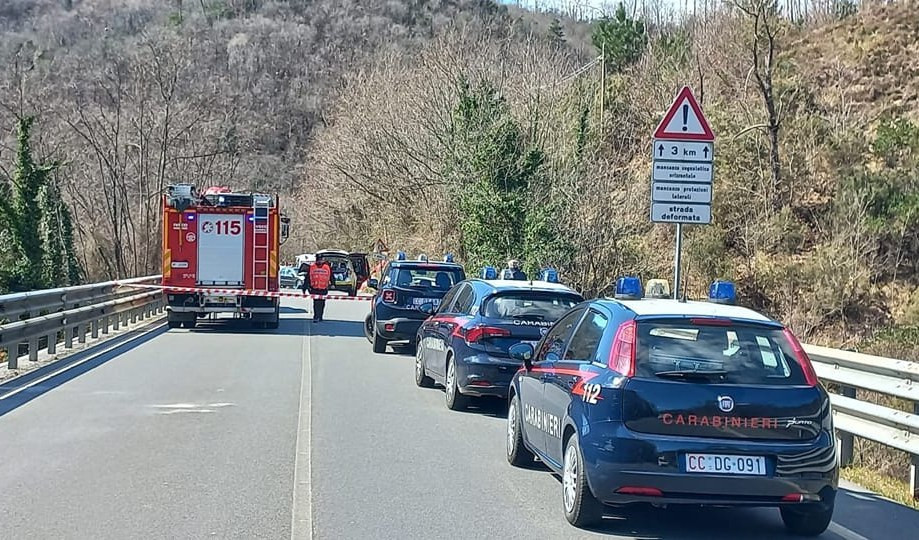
806,344,919,499
0,276,164,370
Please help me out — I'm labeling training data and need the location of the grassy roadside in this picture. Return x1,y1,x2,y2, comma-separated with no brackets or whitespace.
842,466,919,509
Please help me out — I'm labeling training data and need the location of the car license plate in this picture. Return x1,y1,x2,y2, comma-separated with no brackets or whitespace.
412,298,439,306
685,453,766,475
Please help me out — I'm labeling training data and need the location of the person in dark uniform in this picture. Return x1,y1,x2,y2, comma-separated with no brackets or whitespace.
308,256,333,322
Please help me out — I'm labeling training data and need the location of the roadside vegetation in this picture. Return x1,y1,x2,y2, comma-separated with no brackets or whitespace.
1,0,917,502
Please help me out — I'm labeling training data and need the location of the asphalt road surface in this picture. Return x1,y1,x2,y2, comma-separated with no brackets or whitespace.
0,298,916,539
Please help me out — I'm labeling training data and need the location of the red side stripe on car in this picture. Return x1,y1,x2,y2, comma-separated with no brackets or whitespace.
530,366,603,400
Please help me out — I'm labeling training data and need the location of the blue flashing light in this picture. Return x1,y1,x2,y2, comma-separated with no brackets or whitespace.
444,253,455,262
185,214,195,221
396,251,407,261
418,253,428,262
709,280,736,305
614,276,643,300
540,268,559,283
481,266,498,280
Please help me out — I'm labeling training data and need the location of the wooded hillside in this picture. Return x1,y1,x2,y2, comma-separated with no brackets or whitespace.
1,0,916,350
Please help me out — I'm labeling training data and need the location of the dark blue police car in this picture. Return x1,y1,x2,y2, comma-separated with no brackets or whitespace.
365,253,465,353
414,267,583,410
505,278,837,535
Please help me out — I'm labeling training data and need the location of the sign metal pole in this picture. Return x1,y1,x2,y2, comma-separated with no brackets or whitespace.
673,223,682,300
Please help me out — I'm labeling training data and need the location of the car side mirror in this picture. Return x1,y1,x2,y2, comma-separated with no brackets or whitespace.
509,343,535,370
367,278,379,289
418,303,435,315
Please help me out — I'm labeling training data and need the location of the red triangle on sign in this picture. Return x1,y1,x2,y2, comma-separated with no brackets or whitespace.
653,86,714,141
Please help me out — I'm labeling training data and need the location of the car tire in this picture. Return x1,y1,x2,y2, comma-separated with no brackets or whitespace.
364,314,374,342
562,435,603,528
444,357,467,411
167,319,182,329
182,319,196,329
780,503,834,537
372,329,387,354
506,393,535,467
415,346,434,388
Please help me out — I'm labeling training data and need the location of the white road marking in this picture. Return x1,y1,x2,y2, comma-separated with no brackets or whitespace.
828,522,871,540
291,313,313,540
157,409,215,415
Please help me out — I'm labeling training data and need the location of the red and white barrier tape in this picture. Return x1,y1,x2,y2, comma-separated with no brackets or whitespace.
118,282,373,301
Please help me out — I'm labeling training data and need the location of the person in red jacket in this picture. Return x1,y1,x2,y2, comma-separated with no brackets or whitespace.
308,256,333,322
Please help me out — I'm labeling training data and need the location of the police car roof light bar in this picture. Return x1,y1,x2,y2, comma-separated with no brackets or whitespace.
540,268,559,283
396,251,407,261
709,280,736,305
418,253,428,262
481,266,498,280
444,253,455,262
614,276,643,300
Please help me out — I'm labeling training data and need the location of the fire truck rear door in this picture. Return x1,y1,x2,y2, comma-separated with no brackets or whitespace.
198,213,245,286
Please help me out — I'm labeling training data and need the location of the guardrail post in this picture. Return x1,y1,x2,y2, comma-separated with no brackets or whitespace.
102,316,110,335
91,319,100,339
5,346,17,369
64,326,73,349
838,386,856,467
131,308,138,324
78,324,87,344
28,337,39,362
112,314,120,331
912,401,919,500
47,332,57,355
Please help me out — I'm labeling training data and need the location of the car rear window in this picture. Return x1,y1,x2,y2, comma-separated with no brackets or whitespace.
390,267,464,291
325,258,352,275
635,321,808,385
483,292,582,322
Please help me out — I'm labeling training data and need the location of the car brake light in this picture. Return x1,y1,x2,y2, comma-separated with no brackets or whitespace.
616,486,662,497
608,320,636,377
464,325,510,345
782,328,819,386
382,290,396,303
781,493,804,502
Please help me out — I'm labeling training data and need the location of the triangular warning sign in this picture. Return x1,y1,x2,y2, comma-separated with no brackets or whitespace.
653,86,714,141
371,238,389,253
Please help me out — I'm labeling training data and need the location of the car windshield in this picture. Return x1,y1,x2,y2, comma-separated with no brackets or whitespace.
482,292,581,321
635,321,808,385
390,267,464,290
280,268,296,277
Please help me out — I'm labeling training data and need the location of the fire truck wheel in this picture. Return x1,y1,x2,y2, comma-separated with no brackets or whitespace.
167,320,182,329
182,320,196,329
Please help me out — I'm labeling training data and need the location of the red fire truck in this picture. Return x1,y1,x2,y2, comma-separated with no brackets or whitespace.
161,184,290,329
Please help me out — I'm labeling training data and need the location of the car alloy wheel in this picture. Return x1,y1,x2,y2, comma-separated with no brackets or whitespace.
563,444,578,514
507,399,518,456
446,361,456,401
